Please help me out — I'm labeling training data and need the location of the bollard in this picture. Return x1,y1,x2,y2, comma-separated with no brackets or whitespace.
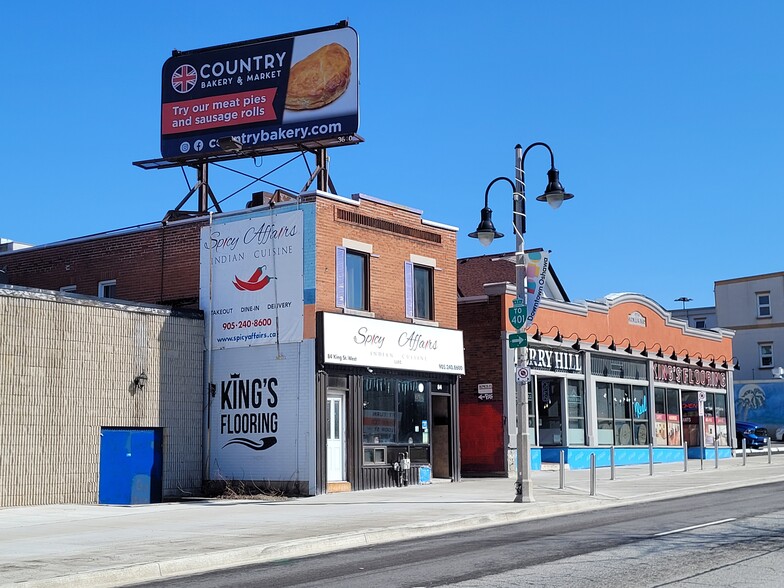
589,453,596,496
714,436,719,469
768,436,772,464
649,444,654,476
559,450,565,489
742,438,747,466
610,446,615,480
683,441,688,472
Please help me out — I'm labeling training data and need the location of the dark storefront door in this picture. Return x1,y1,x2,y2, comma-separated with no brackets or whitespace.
431,394,452,478
537,378,563,446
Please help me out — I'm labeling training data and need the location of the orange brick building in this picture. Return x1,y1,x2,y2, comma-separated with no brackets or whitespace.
458,253,736,475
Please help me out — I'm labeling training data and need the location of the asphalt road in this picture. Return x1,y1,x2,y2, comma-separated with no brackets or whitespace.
135,482,784,587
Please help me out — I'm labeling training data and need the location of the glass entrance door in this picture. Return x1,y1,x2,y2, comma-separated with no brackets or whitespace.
537,378,563,446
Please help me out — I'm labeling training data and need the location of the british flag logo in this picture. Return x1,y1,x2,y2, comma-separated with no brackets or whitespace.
171,64,197,93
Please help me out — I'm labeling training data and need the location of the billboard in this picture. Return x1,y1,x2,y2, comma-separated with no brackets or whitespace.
200,209,304,349
161,22,359,159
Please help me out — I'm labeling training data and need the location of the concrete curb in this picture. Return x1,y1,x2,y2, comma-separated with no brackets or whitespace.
11,471,784,588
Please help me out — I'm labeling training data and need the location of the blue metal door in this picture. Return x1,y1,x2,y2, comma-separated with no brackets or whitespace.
99,428,162,504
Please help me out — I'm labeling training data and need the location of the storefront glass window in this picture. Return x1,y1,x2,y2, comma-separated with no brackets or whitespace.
714,393,728,446
597,382,651,446
527,380,536,444
702,393,728,446
666,388,682,445
613,384,633,445
596,382,614,445
632,386,649,445
682,391,700,447
654,388,667,445
362,376,428,445
538,378,563,446
567,380,586,445
703,393,716,445
655,387,683,446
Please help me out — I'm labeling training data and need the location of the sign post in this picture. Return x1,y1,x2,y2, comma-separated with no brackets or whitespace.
698,390,706,470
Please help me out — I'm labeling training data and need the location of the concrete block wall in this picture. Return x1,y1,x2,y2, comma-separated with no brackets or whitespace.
0,287,204,506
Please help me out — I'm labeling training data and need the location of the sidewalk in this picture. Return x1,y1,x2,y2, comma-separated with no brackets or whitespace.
3,453,784,588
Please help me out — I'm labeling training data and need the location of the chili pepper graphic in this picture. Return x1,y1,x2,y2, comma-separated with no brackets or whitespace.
233,266,271,291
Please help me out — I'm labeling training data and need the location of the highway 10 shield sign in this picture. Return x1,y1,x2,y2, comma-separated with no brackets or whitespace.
509,298,527,331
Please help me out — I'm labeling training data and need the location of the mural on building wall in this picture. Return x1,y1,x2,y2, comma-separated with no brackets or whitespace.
734,381,784,438
199,209,304,349
209,343,314,486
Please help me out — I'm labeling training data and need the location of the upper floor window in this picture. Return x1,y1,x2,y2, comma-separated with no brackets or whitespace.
759,342,773,368
694,318,706,329
98,279,116,299
405,257,436,321
345,251,369,311
757,292,771,318
336,245,370,312
413,265,434,320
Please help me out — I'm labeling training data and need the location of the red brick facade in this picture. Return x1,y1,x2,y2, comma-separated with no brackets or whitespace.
1,219,206,307
2,194,459,326
314,195,457,328
457,293,507,474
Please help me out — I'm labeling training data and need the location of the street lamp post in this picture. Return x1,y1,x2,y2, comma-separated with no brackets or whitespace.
469,143,573,503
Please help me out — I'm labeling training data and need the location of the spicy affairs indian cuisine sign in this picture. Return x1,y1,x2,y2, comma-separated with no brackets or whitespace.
321,313,465,374
160,22,359,158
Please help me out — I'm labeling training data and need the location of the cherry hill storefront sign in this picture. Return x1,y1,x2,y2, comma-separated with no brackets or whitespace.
527,348,582,373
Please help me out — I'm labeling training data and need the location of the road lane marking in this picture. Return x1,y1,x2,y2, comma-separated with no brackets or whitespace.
654,518,736,537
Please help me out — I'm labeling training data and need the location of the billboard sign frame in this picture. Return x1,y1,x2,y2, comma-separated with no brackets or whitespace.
160,21,359,161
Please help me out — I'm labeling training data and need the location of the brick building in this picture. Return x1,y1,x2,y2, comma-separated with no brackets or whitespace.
458,253,736,476
1,220,205,307
2,189,464,495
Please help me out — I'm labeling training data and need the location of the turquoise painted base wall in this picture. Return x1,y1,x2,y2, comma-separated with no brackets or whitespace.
540,446,730,469
511,448,542,471
688,446,733,460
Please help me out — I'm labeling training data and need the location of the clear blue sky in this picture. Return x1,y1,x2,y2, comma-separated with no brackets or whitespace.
3,2,782,309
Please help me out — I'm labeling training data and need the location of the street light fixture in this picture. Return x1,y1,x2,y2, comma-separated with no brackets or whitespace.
468,142,574,503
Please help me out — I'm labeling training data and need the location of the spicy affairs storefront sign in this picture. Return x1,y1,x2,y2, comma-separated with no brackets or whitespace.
652,362,728,390
320,313,465,374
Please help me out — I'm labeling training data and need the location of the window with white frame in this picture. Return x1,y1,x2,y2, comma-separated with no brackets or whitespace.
336,245,370,312
694,317,706,329
405,263,434,320
98,279,116,299
405,256,436,321
413,265,434,320
759,342,773,368
345,251,368,310
757,292,771,318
